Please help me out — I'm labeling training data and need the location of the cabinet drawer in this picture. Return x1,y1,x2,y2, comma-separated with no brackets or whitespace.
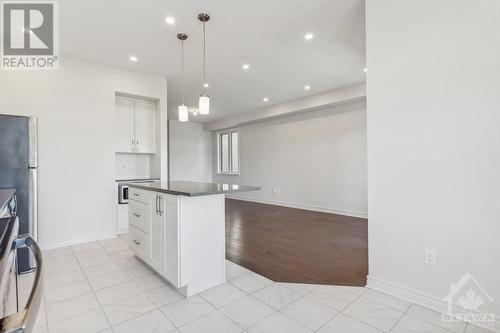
129,188,148,204
129,226,149,261
129,201,149,233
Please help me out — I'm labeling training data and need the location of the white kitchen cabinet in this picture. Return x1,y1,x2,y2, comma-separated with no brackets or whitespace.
162,194,180,286
150,193,165,274
134,100,156,153
115,97,135,153
128,188,225,296
115,96,156,154
149,192,180,286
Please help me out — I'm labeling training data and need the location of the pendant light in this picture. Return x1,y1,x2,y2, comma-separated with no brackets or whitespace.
198,13,210,115
177,33,189,122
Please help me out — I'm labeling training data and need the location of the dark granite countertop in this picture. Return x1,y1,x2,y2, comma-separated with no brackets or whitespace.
0,189,15,214
115,178,160,183
128,181,261,197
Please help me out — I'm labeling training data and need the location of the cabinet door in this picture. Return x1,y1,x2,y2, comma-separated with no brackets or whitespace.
150,193,165,272
115,96,135,152
134,100,156,154
163,195,179,286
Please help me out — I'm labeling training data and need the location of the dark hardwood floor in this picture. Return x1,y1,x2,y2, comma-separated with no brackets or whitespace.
225,199,368,286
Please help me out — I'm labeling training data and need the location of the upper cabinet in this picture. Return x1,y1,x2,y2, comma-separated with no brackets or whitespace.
115,95,156,154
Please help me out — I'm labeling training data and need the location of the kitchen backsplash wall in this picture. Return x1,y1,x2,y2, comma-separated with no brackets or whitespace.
115,153,151,180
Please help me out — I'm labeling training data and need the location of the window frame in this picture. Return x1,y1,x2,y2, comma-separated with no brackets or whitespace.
216,128,240,175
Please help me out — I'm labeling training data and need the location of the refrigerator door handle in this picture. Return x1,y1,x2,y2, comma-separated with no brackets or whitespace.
28,117,38,168
28,168,38,243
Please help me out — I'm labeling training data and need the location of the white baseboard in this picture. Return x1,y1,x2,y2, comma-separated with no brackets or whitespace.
117,227,129,235
367,276,499,332
38,232,117,250
225,195,368,219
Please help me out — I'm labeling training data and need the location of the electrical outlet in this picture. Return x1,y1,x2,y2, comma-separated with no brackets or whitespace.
121,163,128,169
272,188,281,195
424,249,436,265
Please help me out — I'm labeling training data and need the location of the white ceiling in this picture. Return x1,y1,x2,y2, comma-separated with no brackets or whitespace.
60,0,366,122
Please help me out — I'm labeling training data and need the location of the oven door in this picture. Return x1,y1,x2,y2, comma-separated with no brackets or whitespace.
0,219,43,333
118,185,128,204
0,217,19,320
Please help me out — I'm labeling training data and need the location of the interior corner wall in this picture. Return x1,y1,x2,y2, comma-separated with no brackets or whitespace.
169,120,213,183
366,0,500,321
0,55,168,249
212,100,368,218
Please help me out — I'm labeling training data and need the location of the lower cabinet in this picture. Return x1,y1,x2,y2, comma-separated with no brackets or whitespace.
162,195,179,286
129,189,180,288
128,188,225,296
129,225,149,261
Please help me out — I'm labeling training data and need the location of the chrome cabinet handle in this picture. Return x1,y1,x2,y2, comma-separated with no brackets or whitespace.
133,213,140,218
131,139,134,151
159,196,163,216
133,240,141,245
132,193,139,197
156,195,159,215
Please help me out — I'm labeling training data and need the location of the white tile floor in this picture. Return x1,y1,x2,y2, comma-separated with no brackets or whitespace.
19,235,492,333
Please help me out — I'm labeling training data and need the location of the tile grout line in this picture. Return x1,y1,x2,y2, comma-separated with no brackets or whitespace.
70,241,114,332
98,240,158,330
386,301,412,332
311,288,370,333
100,238,179,331
403,304,468,333
43,240,474,333
267,292,319,332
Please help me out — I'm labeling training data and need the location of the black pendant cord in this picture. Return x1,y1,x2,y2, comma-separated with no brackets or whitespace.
177,33,188,105
181,38,185,104
203,20,207,90
198,13,210,94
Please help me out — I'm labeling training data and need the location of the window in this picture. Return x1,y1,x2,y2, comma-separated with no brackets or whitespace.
217,129,239,174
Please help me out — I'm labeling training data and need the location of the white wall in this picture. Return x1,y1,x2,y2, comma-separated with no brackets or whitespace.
169,120,212,183
0,55,167,249
212,101,367,218
367,0,500,324
115,154,151,180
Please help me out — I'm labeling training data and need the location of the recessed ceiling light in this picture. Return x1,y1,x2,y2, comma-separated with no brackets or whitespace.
129,56,138,62
263,97,269,102
304,85,311,90
363,67,368,73
242,64,250,70
165,17,176,25
203,83,209,88
304,33,314,40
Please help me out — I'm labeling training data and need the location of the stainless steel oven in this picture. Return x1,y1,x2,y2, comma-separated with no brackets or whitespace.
118,183,129,204
117,178,160,204
0,195,43,333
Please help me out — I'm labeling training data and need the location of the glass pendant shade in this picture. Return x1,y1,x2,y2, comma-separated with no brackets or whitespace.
199,94,210,115
178,104,188,122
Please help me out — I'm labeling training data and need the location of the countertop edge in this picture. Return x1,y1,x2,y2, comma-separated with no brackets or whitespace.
128,183,261,197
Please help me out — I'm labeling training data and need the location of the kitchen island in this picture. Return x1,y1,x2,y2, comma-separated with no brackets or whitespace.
127,181,260,296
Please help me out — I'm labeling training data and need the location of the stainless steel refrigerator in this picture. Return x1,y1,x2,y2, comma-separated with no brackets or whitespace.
0,114,38,273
